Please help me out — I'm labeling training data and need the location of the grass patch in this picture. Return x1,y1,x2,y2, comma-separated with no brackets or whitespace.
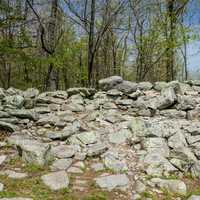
83,191,107,200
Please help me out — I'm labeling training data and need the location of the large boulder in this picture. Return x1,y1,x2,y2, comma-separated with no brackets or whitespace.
3,95,24,108
115,80,138,94
150,87,177,110
137,82,153,91
99,76,123,91
7,135,52,166
23,88,39,99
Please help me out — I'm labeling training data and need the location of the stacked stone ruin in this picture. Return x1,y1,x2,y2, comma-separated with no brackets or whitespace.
0,76,200,199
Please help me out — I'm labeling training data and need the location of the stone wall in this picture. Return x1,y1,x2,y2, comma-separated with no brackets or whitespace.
0,76,200,199
1,76,199,132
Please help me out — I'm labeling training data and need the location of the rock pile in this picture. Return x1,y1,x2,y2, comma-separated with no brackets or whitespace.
0,76,200,199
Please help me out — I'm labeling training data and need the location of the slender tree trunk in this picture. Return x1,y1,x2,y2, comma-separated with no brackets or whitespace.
166,0,175,81
88,0,95,86
45,0,59,91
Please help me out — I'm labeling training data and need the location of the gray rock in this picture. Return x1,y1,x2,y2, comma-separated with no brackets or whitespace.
187,108,200,120
51,159,72,171
51,145,76,159
143,152,177,176
46,127,78,140
176,83,194,95
67,167,83,174
23,88,39,99
135,181,146,193
0,121,18,132
0,182,3,191
128,90,143,100
95,174,129,191
191,161,200,178
154,82,168,91
41,171,69,191
1,170,27,179
106,89,122,97
188,195,200,200
156,87,177,110
0,155,7,165
143,138,169,157
177,95,196,110
151,178,187,195
76,131,97,145
8,135,52,166
9,109,39,121
36,115,59,126
190,80,200,86
159,109,186,119
99,76,123,91
115,80,138,94
115,99,133,106
3,95,24,108
104,152,128,172
87,143,108,157
67,87,96,97
6,87,22,95
128,117,148,137
0,88,5,99
108,129,132,144
168,132,187,149
0,117,18,124
91,163,104,172
62,103,85,112
36,92,66,104
0,111,10,118
137,82,153,91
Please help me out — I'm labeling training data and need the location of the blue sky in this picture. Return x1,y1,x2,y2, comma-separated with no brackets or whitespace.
188,41,200,72
186,0,200,72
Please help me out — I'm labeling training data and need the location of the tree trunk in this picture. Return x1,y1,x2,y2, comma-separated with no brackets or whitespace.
88,0,96,86
166,0,175,81
45,0,59,91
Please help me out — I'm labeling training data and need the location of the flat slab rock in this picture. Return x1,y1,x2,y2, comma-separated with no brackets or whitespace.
41,171,69,191
0,183,3,191
188,196,200,200
95,174,129,191
0,155,7,165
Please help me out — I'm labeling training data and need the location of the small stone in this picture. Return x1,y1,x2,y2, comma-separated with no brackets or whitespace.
77,131,97,145
0,155,7,165
0,183,4,191
95,174,129,191
135,181,146,193
67,167,83,174
108,129,132,144
41,171,69,191
188,195,200,200
91,163,104,172
2,170,27,179
151,178,187,195
50,159,72,171
87,143,108,157
51,145,76,159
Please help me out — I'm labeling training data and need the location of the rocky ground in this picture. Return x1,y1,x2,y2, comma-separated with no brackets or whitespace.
0,76,200,200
